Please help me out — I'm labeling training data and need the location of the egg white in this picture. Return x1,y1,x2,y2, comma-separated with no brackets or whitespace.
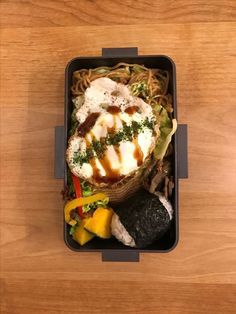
67,77,157,185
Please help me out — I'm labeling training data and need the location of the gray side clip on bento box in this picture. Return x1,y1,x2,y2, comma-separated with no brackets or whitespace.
55,47,188,262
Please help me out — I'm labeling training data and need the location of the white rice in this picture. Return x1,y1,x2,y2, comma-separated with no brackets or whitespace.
111,213,136,247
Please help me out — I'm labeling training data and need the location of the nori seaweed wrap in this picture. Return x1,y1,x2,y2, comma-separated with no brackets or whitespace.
111,189,173,248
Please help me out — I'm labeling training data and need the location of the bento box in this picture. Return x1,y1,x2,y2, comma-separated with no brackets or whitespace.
55,47,188,262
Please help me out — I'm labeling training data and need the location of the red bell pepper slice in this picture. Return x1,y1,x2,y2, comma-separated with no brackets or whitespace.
71,174,84,218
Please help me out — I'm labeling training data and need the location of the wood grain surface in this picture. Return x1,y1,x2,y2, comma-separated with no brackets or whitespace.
1,1,236,313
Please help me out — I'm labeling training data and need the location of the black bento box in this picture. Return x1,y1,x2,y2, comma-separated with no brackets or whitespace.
55,47,188,262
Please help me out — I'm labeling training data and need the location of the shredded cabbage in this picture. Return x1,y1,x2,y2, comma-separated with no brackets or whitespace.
154,118,177,160
80,180,109,212
130,81,148,97
132,65,146,73
82,197,109,213
72,95,84,109
95,68,110,74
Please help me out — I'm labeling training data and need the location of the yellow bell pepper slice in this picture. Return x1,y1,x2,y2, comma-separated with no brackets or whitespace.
64,193,108,225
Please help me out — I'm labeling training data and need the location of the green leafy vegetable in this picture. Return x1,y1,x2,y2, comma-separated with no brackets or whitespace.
153,103,172,128
71,108,78,123
152,103,177,160
154,118,177,160
94,68,110,74
69,224,77,235
72,95,84,109
69,97,84,136
82,197,109,213
67,176,107,215
132,65,146,74
67,171,75,196
130,81,148,97
80,180,94,197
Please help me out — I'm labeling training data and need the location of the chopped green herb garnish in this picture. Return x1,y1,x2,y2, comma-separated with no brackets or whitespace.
72,118,155,167
106,131,124,146
143,117,155,129
122,123,133,141
92,139,106,158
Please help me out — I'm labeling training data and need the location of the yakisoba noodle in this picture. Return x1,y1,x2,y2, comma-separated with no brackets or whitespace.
71,63,171,112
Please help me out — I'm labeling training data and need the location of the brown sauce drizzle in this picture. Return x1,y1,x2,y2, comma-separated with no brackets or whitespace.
113,114,117,130
125,106,139,115
107,114,117,135
86,131,123,184
106,106,121,114
77,112,100,137
85,134,102,181
114,145,122,164
85,135,90,147
107,126,115,134
89,158,101,181
133,137,143,166
97,152,124,184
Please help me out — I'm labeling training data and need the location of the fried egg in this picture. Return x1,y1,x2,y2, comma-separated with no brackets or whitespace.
67,77,158,187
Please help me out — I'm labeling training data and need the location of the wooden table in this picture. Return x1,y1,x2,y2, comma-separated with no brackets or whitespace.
1,1,236,313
